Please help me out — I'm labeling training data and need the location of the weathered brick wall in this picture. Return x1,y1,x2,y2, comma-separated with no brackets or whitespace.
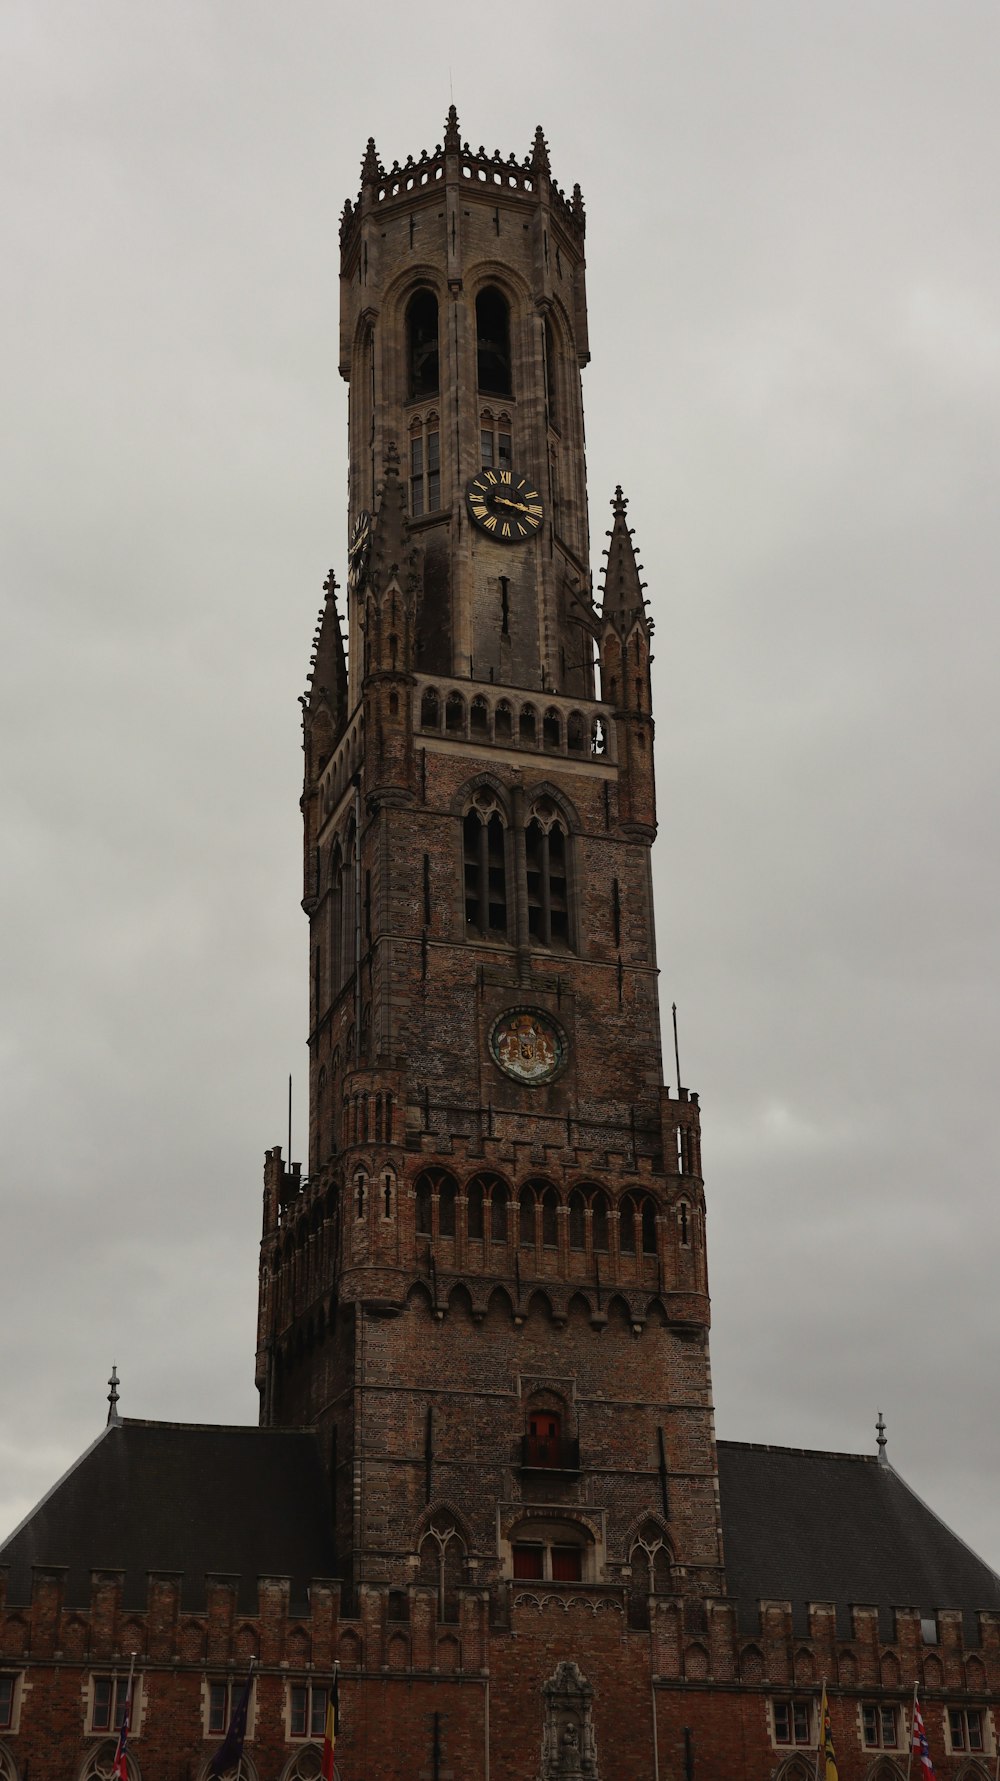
5,1569,1000,1780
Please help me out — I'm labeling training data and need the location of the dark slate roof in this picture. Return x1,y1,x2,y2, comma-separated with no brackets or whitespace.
0,1420,337,1615
717,1440,1000,1640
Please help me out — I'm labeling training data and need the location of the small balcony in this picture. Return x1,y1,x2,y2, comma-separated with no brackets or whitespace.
519,1434,580,1474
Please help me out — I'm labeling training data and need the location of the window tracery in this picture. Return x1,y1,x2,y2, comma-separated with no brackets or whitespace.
463,789,508,940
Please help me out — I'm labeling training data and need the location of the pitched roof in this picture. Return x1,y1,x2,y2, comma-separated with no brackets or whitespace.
717,1440,1000,1639
0,1420,336,1614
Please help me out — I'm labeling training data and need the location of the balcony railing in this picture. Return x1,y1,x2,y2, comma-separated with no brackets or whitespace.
520,1435,580,1473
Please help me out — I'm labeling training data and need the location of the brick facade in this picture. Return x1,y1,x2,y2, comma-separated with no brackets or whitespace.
3,110,999,1781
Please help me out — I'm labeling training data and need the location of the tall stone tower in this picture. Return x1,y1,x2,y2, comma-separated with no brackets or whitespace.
256,110,722,1620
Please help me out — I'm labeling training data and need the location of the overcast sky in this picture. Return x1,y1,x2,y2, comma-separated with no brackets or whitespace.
3,1,999,1579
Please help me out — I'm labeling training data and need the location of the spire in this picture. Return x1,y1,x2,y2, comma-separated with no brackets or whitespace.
306,570,348,734
444,104,460,151
106,1363,121,1427
530,124,550,177
361,136,381,185
876,1409,888,1466
598,486,650,631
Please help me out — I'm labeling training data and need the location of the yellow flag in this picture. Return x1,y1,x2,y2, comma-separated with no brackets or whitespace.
819,1684,839,1780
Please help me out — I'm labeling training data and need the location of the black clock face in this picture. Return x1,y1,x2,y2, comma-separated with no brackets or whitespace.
347,509,372,596
466,469,543,542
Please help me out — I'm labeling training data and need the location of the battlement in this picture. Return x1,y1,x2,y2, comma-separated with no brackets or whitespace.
339,112,585,258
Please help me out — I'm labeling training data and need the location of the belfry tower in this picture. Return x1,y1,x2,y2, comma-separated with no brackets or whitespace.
256,111,722,1617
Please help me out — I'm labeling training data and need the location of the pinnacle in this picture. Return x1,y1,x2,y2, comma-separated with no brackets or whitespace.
361,136,381,183
599,485,650,631
444,104,461,150
371,440,414,588
530,124,550,175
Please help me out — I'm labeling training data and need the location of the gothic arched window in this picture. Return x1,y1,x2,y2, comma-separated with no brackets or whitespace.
418,1513,465,1621
476,286,512,396
463,790,508,941
406,289,439,400
569,1189,586,1251
525,799,571,950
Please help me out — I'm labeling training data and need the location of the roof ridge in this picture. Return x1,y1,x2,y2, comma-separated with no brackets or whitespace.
119,1418,319,1435
717,1439,877,1463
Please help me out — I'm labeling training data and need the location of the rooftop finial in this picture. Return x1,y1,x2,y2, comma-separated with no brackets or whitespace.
876,1409,888,1464
107,1363,121,1428
530,124,550,176
598,484,650,631
444,104,460,151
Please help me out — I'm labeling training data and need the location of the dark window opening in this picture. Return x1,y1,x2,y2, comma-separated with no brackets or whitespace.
526,816,570,949
641,1197,657,1255
420,687,440,729
446,691,465,734
416,1177,432,1236
544,314,558,427
463,808,508,939
467,1178,484,1240
592,1191,609,1252
679,1202,690,1246
407,289,439,400
499,577,510,637
496,700,513,741
512,1544,544,1580
471,696,489,738
550,1546,582,1582
519,1187,535,1247
520,705,537,747
438,1176,456,1238
612,878,621,947
543,707,561,750
476,286,512,395
490,1181,509,1243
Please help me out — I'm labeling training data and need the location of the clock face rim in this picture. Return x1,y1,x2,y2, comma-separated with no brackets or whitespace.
466,468,544,543
347,509,372,594
489,1005,568,1087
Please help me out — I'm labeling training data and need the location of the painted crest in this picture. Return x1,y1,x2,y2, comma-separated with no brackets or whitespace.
490,1008,566,1086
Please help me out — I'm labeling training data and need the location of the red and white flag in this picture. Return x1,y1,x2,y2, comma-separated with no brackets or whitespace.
912,1696,936,1775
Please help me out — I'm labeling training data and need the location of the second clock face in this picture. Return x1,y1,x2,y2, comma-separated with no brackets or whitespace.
466,469,543,542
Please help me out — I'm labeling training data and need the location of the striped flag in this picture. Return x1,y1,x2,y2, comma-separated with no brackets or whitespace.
321,1668,340,1781
818,1683,838,1780
912,1696,936,1775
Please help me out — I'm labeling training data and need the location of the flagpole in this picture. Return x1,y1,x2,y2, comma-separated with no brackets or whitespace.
905,1681,918,1781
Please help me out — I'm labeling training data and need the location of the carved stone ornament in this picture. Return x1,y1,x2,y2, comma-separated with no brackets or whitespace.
540,1660,598,1781
490,1007,567,1086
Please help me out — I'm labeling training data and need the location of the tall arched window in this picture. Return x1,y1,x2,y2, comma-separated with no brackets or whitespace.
476,287,511,396
525,799,570,950
463,790,508,940
619,1194,637,1255
489,1179,509,1243
407,289,439,399
544,313,558,428
417,1513,465,1621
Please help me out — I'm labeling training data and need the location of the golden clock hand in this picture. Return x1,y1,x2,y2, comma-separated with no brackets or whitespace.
494,496,531,514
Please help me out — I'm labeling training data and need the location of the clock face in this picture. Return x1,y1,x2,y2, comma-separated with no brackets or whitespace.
490,1007,567,1086
466,469,544,543
347,509,372,597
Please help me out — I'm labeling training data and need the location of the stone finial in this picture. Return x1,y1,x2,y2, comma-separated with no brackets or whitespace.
444,104,461,151
530,124,550,176
876,1409,888,1465
361,136,381,184
106,1364,121,1427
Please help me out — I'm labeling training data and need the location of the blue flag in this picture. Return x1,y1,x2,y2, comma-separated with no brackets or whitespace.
210,1664,255,1778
